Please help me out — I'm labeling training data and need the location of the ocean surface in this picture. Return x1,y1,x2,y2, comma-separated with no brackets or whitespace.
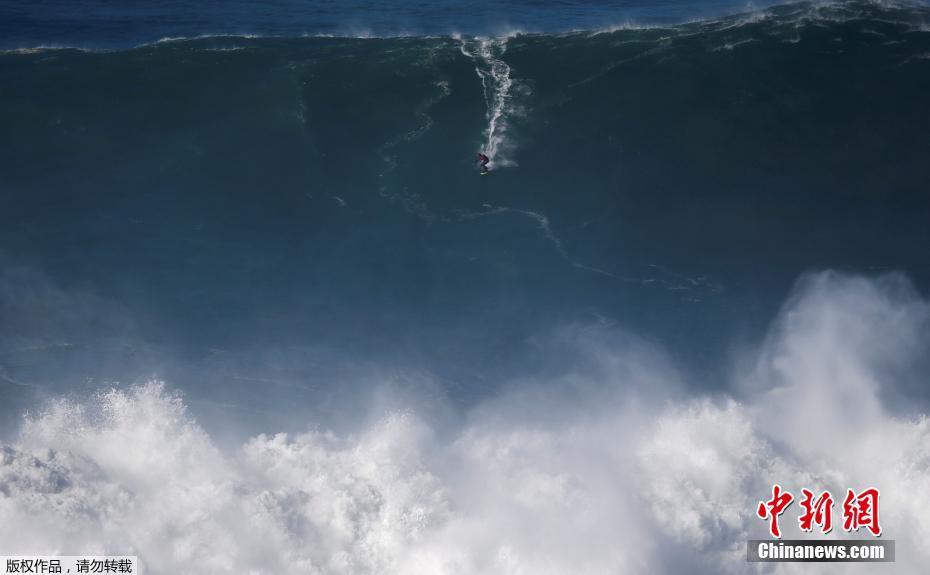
0,0,789,49
2,1,930,573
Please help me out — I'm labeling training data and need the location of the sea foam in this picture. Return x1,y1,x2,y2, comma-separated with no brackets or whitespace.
2,272,930,573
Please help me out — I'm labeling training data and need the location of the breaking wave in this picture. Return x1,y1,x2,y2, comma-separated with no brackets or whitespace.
3,273,930,574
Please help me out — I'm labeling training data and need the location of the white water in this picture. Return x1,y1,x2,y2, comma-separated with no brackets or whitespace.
459,37,522,168
2,272,930,573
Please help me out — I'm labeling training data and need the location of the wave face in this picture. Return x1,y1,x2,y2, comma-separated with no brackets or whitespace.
2,1,929,404
2,2,930,571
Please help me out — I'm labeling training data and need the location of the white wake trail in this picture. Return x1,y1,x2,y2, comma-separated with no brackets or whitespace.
460,37,519,168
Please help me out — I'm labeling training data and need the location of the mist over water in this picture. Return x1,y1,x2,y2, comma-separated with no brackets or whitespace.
3,273,930,573
3,0,930,572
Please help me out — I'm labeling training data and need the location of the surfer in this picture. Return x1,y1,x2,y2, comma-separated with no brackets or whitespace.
477,152,490,174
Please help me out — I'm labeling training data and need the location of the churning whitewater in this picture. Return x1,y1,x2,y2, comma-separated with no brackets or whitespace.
3,274,930,574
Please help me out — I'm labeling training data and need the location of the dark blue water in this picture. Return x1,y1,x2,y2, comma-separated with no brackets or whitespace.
2,0,930,439
0,0,787,49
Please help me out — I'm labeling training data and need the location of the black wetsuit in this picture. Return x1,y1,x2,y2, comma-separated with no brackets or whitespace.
477,154,490,172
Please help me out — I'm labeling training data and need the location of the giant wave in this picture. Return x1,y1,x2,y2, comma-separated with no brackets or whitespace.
2,2,930,572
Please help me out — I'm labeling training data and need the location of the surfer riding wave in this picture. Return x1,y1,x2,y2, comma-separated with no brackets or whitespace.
477,152,490,174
